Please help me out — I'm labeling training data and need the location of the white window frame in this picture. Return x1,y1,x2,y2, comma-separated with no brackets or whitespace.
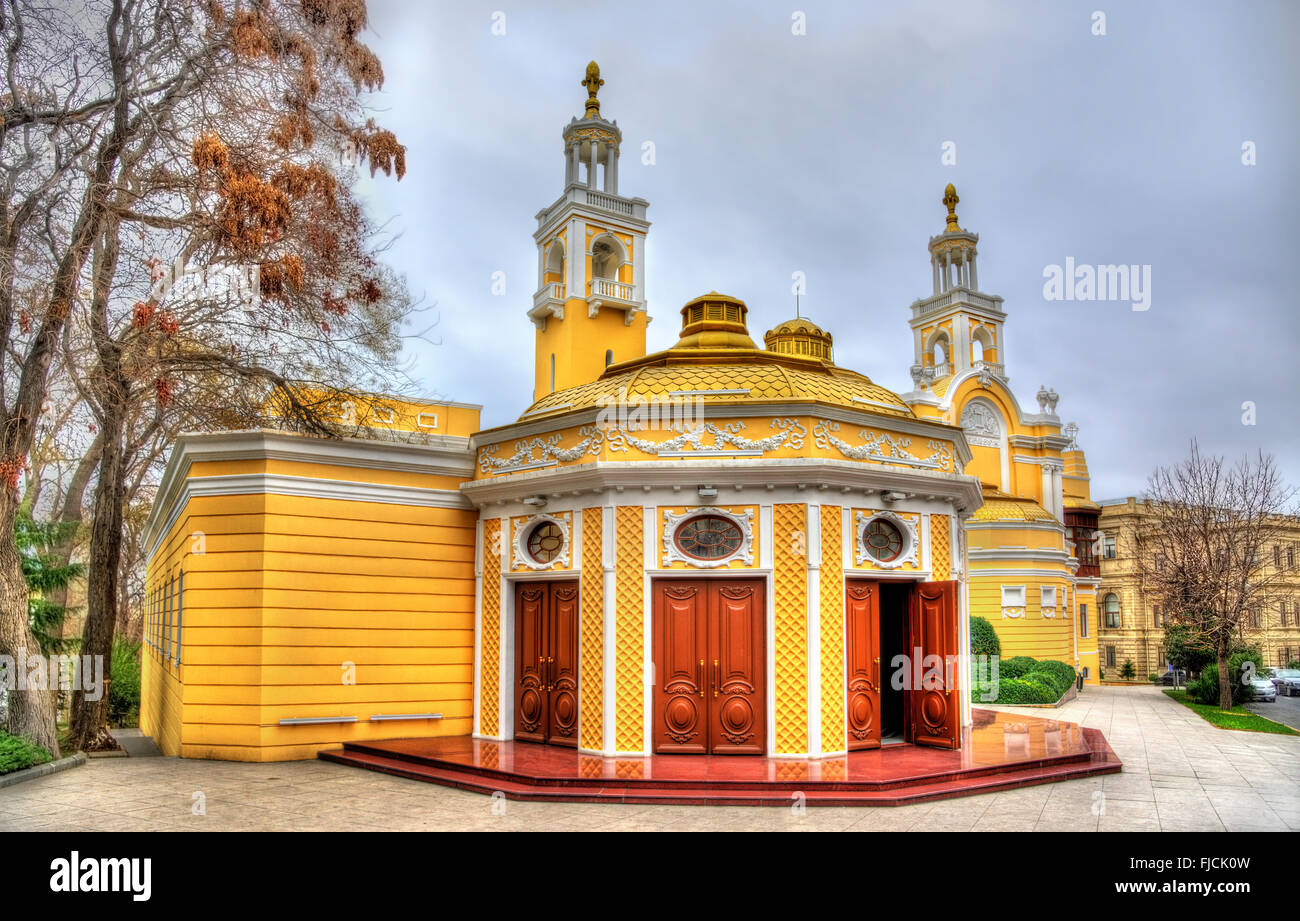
1040,585,1057,617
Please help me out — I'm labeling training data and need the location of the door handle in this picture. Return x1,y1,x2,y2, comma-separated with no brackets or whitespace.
713,659,720,698
698,659,705,698
539,655,545,691
547,656,554,691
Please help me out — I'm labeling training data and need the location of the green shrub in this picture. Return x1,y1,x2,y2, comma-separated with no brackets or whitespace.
982,677,1059,705
969,616,1001,659
0,731,53,775
108,637,141,727
1190,666,1222,707
1119,659,1136,680
1029,660,1078,695
1289,660,1300,670
999,656,1039,680
1148,673,1160,683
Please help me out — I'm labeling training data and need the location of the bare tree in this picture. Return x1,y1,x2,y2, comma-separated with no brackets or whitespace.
1131,441,1297,709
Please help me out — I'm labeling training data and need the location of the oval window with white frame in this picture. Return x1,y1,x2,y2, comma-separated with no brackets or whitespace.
662,507,755,568
674,514,744,562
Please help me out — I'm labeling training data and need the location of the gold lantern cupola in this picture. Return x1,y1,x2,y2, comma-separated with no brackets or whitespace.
673,292,757,350
764,317,834,363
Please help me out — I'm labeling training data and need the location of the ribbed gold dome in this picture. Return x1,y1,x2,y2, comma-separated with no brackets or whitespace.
674,292,757,350
764,317,833,362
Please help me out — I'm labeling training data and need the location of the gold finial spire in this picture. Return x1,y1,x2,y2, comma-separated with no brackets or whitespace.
581,61,604,119
942,183,962,233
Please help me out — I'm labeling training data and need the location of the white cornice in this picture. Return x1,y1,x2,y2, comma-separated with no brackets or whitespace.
968,548,1074,564
460,457,984,517
145,429,474,559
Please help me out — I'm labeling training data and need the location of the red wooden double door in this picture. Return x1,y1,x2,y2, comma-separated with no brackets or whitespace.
653,579,765,755
845,579,959,750
514,581,579,746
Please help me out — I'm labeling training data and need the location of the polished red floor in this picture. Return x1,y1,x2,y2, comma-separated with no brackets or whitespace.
319,709,1121,806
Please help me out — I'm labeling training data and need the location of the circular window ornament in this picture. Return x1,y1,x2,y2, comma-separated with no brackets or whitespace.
862,518,903,563
527,521,564,563
513,514,570,571
662,507,754,568
854,511,919,570
675,515,744,562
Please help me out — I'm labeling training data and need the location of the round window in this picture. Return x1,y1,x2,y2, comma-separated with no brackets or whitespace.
674,515,744,562
526,521,565,564
862,518,903,563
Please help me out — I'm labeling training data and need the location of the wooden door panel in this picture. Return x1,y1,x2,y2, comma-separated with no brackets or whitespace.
845,580,881,750
547,582,580,746
514,583,549,744
653,582,708,754
910,580,960,749
710,582,764,755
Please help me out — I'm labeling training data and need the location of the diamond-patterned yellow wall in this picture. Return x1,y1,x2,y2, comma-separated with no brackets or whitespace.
931,514,951,581
614,506,643,752
480,519,502,737
773,503,809,754
819,506,846,753
580,507,604,751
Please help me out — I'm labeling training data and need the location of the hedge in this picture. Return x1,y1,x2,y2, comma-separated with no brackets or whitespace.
970,656,1078,705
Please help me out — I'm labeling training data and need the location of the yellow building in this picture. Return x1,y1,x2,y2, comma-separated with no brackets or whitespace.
900,185,1102,683
140,64,1124,764
1095,498,1300,678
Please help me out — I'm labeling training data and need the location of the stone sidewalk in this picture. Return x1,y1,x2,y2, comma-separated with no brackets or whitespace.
1,686,1296,832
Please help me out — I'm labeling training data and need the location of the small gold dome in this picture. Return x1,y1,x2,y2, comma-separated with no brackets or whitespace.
764,317,833,362
674,292,757,350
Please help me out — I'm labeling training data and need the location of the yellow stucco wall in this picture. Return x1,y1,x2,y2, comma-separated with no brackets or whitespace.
144,461,476,762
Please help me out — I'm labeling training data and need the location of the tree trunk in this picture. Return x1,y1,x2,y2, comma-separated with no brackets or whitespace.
0,488,61,755
67,397,126,752
1217,649,1233,711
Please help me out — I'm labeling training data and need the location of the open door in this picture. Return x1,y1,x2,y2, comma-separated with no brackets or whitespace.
909,580,960,749
844,581,880,750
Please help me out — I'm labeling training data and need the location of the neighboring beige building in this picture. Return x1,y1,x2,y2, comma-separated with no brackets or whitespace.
1097,497,1300,678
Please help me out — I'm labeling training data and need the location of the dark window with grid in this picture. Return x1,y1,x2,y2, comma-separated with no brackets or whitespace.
1105,646,1117,667
1078,603,1089,638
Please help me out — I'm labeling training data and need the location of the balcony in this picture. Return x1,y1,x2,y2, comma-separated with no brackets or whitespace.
528,282,566,329
587,278,644,324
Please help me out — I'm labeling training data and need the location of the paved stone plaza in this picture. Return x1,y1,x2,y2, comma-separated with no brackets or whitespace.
2,687,1296,832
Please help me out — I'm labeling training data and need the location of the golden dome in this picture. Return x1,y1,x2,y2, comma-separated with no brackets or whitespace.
764,317,833,362
969,486,1056,523
523,292,913,420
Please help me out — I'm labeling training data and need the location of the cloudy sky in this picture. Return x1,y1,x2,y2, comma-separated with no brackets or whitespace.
353,0,1298,499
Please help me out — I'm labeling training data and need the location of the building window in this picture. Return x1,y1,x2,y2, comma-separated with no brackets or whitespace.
1153,605,1163,628
549,354,556,393
1001,585,1026,607
605,349,614,367
1079,603,1089,638
674,515,745,562
1103,593,1121,629
861,517,904,563
1103,536,1116,560
526,521,565,564
1276,545,1283,568
1290,546,1297,569
1081,666,1090,678
1105,646,1117,668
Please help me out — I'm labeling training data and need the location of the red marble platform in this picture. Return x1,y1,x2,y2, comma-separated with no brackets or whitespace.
318,709,1120,806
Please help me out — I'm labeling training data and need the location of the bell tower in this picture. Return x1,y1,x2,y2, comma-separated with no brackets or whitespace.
529,62,651,403
906,184,1007,392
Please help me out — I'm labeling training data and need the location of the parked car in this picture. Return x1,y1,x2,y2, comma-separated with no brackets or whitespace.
1159,669,1188,686
1245,675,1277,702
1268,668,1300,697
